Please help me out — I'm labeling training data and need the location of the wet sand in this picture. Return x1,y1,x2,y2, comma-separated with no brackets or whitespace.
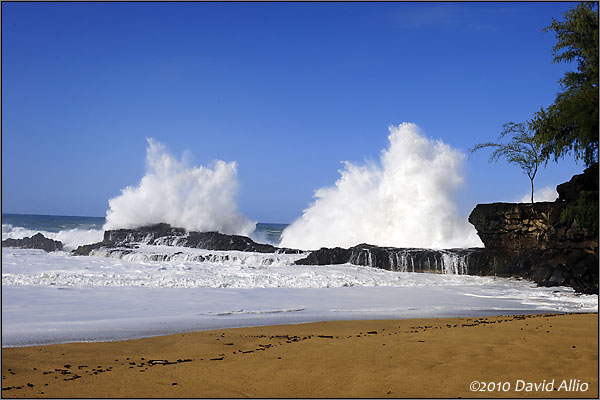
1,313,597,398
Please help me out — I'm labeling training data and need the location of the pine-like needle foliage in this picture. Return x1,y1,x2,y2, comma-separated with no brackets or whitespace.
532,2,599,166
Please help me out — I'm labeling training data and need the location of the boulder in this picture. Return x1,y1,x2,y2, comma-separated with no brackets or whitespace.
547,266,567,286
2,233,63,252
294,247,351,265
531,264,553,284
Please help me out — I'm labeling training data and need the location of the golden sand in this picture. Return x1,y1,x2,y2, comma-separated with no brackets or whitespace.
1,313,597,398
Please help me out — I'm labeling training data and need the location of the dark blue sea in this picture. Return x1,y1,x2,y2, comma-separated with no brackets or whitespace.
2,213,287,247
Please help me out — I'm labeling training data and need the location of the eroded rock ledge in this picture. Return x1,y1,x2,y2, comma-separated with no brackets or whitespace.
468,164,598,294
72,223,301,256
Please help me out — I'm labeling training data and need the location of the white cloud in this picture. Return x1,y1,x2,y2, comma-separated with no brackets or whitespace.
518,185,558,203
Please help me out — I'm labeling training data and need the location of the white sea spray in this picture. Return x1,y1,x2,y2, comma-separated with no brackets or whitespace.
103,138,256,236
280,123,483,250
2,223,103,251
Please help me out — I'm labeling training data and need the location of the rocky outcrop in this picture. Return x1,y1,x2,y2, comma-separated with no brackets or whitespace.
72,223,301,256
468,165,598,294
557,162,598,202
293,243,562,278
295,244,476,274
2,233,64,252
468,202,566,252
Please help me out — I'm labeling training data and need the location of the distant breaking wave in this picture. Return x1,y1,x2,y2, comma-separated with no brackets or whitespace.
280,123,483,250
2,224,103,251
103,139,256,236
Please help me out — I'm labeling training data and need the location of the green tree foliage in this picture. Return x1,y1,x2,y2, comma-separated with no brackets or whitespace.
560,189,599,237
532,2,599,166
471,122,542,203
532,3,599,238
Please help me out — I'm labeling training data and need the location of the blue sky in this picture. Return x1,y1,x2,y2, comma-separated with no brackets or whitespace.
2,1,584,223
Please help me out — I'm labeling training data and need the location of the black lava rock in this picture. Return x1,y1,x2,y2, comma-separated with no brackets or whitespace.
468,164,598,294
72,223,303,255
2,233,63,252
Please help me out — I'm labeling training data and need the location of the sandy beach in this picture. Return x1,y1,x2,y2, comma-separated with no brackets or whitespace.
1,313,597,398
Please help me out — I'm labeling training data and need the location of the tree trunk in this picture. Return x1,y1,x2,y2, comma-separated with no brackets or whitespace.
530,178,534,203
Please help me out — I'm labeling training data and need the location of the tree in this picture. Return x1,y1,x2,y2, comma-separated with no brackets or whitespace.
470,122,543,203
532,2,599,166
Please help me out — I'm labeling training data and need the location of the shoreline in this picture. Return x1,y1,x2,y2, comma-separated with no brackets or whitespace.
2,313,597,398
1,309,591,350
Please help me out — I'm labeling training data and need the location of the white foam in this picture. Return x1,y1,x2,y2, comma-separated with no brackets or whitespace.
280,123,483,250
2,223,103,251
2,223,37,239
2,247,597,347
103,138,256,236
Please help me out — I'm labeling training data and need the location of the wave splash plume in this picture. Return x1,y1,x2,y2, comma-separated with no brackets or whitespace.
280,123,483,250
104,139,256,236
